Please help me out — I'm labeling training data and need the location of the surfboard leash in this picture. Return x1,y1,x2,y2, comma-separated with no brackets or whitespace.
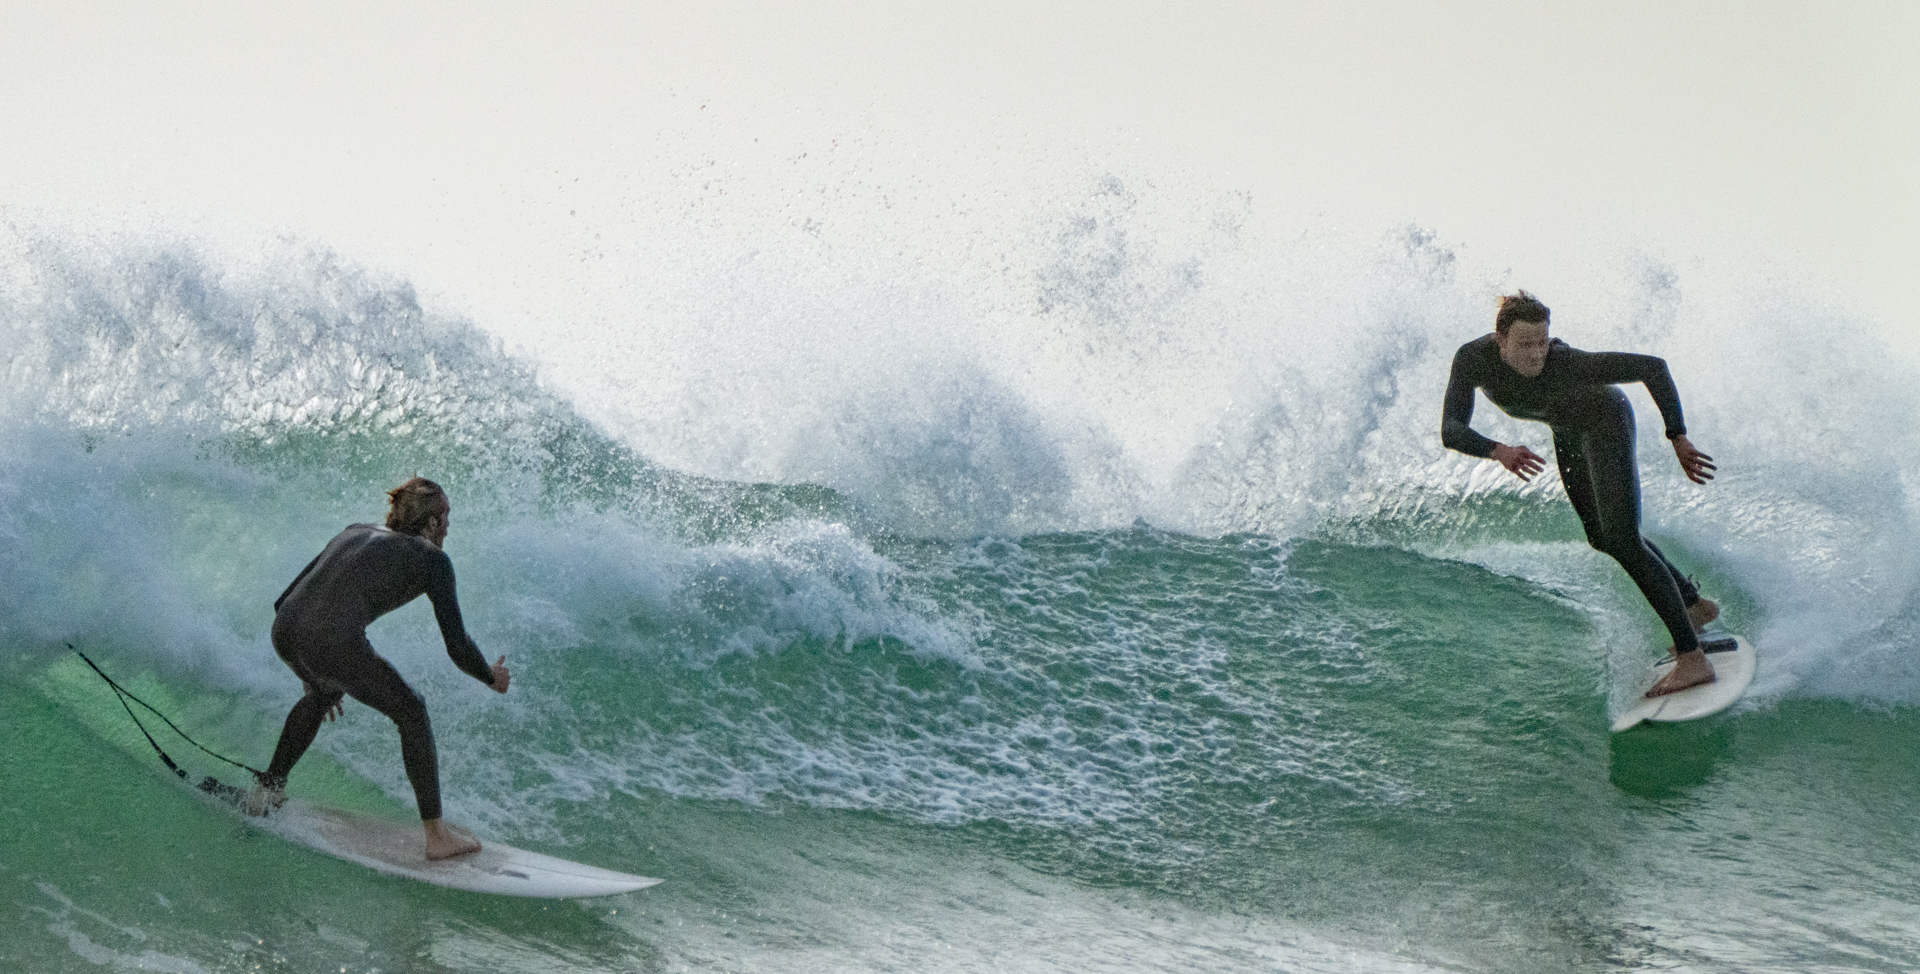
67,644,266,785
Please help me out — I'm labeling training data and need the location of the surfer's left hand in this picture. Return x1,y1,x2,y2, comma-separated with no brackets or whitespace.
304,682,344,722
488,655,511,694
1672,435,1715,484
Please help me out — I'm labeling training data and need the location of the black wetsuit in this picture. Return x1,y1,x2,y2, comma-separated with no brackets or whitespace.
1441,334,1703,653
264,524,492,820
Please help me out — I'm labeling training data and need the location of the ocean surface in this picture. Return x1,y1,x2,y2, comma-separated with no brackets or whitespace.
5,207,1920,974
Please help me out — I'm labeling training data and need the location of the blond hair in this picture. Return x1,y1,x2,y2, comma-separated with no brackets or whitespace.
385,477,446,535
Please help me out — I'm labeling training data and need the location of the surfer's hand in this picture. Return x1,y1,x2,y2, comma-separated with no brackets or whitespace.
304,682,343,722
1490,443,1547,481
488,655,510,694
1672,435,1715,484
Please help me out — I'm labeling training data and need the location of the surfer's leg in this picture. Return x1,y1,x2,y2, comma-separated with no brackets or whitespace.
333,649,444,822
1640,540,1698,602
1571,433,1718,633
1553,430,1605,548
320,643,476,856
1643,539,1719,631
263,685,347,785
1579,429,1715,696
260,623,345,808
1560,420,1712,692
1580,415,1701,658
311,647,479,858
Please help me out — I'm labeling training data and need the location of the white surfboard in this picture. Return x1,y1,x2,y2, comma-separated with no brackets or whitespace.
197,778,660,898
1609,635,1755,732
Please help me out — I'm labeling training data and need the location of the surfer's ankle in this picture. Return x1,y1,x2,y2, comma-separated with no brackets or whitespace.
245,776,286,817
1686,597,1720,633
1646,648,1716,698
423,818,481,860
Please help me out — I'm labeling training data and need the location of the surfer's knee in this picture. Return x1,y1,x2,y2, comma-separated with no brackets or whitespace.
1592,535,1637,564
395,686,427,719
388,688,431,732
1593,528,1658,565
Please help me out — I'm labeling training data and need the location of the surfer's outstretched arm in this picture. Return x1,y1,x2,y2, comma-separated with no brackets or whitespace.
422,553,498,685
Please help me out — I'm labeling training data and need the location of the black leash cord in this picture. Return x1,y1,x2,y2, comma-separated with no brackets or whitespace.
67,643,265,780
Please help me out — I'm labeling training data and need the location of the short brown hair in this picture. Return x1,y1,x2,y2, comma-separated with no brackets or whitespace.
1495,290,1550,335
385,477,446,535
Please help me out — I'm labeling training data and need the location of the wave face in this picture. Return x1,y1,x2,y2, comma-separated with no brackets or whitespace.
6,210,1920,974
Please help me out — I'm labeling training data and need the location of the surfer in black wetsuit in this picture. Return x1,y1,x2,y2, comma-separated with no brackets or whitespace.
249,477,510,861
1441,291,1720,698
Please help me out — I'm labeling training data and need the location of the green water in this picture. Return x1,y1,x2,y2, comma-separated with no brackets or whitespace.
10,528,1920,973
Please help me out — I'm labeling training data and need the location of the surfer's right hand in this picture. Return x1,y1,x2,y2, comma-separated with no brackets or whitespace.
488,655,511,694
1671,434,1716,485
1490,443,1547,481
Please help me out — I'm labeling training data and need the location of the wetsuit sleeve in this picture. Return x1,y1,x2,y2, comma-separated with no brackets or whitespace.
1563,350,1687,439
424,551,495,684
1441,344,1499,458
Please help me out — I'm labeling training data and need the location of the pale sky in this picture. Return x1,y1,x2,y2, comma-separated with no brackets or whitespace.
5,1,1916,365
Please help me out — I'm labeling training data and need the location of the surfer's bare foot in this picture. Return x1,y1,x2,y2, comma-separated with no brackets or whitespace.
245,775,286,817
1647,649,1716,698
1687,597,1720,633
424,819,481,860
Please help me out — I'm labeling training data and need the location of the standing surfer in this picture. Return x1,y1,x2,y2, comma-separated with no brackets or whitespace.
1441,291,1719,697
249,477,510,860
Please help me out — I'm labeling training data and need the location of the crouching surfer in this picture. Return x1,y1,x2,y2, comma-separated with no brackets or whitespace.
249,476,510,860
1441,291,1720,697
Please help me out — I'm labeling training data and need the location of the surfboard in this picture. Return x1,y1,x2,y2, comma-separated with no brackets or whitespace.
200,779,660,898
265,802,661,898
1609,635,1755,732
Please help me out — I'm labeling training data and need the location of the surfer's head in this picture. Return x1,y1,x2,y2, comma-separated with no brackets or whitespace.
1493,290,1550,378
1494,290,1549,335
386,476,451,548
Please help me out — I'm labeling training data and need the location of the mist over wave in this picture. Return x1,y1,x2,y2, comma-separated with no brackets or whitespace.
9,185,1920,974
5,176,1920,850
431,169,1920,709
